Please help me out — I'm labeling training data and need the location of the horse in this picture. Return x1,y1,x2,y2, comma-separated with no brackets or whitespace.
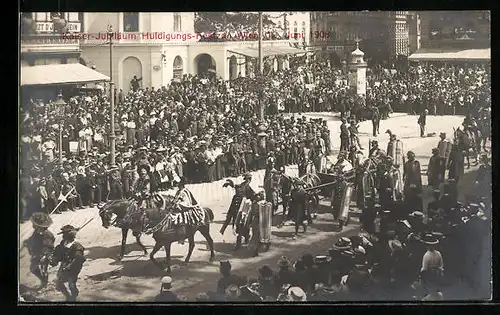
146,202,216,274
98,198,153,260
454,127,479,169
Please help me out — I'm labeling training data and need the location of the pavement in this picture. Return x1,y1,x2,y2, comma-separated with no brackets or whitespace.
19,113,488,302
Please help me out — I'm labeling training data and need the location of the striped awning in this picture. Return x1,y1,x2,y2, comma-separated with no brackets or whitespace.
228,45,307,58
21,63,110,86
408,48,490,62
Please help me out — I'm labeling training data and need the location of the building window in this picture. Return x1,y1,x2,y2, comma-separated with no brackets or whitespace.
173,56,183,79
124,13,139,32
68,12,79,22
174,13,182,32
302,21,306,41
293,21,298,38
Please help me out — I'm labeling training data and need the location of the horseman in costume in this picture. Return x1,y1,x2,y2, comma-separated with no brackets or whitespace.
172,177,199,244
50,225,86,301
24,212,55,290
403,151,423,212
368,140,380,158
132,164,154,209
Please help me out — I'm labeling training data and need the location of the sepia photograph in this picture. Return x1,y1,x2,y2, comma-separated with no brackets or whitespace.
18,11,491,303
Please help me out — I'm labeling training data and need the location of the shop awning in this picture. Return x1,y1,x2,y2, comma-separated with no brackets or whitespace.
21,63,110,86
408,48,490,62
228,45,307,58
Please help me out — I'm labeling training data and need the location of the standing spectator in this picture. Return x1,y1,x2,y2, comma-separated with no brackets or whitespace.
417,109,427,138
154,276,180,302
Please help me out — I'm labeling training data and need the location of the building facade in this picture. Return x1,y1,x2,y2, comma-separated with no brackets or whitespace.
81,12,299,93
408,12,421,54
418,10,490,49
266,12,311,45
20,12,83,67
310,11,412,64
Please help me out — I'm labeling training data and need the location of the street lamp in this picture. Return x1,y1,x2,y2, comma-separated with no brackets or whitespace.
52,93,67,164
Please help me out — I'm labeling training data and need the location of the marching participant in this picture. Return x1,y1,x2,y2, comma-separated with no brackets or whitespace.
290,178,309,239
403,151,423,212
24,212,55,290
331,151,354,175
437,132,452,181
220,173,256,250
50,225,86,302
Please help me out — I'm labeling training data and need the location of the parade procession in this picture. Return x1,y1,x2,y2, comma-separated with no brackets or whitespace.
19,11,491,302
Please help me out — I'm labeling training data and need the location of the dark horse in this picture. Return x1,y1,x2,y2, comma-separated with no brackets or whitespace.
98,199,150,260
145,203,216,274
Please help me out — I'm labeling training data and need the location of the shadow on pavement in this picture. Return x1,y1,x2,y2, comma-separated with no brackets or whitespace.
85,242,152,261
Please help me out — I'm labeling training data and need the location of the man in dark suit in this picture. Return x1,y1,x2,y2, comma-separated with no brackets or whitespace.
418,109,428,137
371,107,380,137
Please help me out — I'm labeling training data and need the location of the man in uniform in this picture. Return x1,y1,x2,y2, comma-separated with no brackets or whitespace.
24,212,55,289
50,225,86,301
386,131,396,158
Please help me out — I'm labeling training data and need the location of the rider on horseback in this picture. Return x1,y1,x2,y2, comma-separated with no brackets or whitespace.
133,164,154,209
172,177,199,244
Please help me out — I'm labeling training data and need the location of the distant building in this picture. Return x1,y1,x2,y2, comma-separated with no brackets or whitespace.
266,12,311,46
81,12,305,92
418,11,490,49
20,12,83,66
310,11,411,65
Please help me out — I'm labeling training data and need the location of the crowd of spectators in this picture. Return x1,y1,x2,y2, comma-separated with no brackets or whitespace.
161,191,491,301
19,59,490,221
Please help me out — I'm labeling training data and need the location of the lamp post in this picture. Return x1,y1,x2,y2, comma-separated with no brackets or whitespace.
53,93,67,164
107,24,116,167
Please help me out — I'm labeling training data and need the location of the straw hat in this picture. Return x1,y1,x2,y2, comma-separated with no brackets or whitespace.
287,287,307,301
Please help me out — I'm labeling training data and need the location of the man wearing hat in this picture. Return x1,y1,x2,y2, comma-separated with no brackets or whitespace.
437,132,452,179
24,212,55,289
403,151,422,206
427,148,443,190
108,165,124,200
427,189,444,223
475,154,491,199
50,225,86,301
417,109,427,137
154,276,180,302
368,140,380,158
217,260,246,296
420,233,444,289
274,256,298,289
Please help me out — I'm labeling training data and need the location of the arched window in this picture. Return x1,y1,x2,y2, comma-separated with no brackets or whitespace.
293,21,298,38
173,56,183,79
174,13,182,32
